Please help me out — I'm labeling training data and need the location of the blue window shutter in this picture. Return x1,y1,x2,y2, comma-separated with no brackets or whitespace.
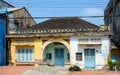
46,53,52,60
46,53,48,59
67,53,70,60
28,49,30,62
22,49,24,62
24,49,27,62
17,49,20,62
29,49,31,62
24,49,25,62
31,49,34,62
19,49,22,62
17,50,19,62
17,49,19,62
26,49,29,62
17,48,34,62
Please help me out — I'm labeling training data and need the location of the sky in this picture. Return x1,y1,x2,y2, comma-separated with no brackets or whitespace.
5,0,109,25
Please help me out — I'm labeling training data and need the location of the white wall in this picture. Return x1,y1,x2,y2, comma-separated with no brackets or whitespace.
70,36,110,69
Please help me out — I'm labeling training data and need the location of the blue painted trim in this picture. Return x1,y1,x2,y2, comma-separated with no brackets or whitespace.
84,48,96,69
54,48,64,66
0,15,6,66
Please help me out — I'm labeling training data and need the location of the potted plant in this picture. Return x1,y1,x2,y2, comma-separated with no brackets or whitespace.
108,59,117,70
68,65,81,71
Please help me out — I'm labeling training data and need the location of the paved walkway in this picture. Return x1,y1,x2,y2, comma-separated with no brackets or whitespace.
0,66,120,75
68,70,120,75
21,66,120,75
0,66,33,75
21,66,69,75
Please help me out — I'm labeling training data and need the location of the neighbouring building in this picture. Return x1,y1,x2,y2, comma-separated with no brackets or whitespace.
6,7,36,65
0,0,14,66
7,7,36,33
0,0,36,65
6,17,112,69
104,0,120,65
0,8,7,66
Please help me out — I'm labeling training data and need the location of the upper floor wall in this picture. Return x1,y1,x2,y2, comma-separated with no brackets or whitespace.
104,0,120,17
0,1,36,34
7,7,36,32
104,0,120,34
70,36,110,69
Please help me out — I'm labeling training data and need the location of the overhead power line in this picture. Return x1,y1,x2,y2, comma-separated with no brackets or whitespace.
6,16,105,19
6,0,108,3
5,0,109,8
5,15,120,19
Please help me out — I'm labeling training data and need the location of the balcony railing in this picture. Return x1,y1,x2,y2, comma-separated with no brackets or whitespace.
78,38,101,45
8,28,99,34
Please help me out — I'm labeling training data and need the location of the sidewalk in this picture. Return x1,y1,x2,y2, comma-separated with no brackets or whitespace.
68,70,120,75
0,66,120,75
0,66,34,75
21,66,68,75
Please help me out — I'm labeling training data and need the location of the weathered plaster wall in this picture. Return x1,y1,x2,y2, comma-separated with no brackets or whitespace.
70,36,110,69
10,36,70,65
43,43,69,65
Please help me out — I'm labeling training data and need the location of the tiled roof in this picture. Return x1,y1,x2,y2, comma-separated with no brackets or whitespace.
29,17,99,30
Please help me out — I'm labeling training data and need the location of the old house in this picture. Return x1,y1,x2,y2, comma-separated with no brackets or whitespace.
104,0,120,65
6,17,111,69
0,0,14,66
0,8,7,66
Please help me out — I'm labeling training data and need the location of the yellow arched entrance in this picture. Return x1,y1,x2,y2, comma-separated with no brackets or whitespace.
42,39,71,65
42,39,70,52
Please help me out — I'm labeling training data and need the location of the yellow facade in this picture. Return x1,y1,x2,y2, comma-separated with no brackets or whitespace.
10,36,70,66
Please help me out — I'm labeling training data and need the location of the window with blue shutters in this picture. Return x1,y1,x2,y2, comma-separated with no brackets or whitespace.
46,53,52,60
67,53,70,62
17,48,34,62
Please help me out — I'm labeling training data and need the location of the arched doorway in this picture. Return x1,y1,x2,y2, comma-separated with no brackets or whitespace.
43,42,70,66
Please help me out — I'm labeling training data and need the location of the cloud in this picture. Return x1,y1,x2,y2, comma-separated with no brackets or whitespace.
81,8,103,16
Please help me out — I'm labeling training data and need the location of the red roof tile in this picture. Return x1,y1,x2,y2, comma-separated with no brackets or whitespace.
29,17,99,30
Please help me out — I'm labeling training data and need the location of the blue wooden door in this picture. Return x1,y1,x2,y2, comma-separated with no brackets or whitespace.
54,48,64,66
84,49,95,69
0,16,5,66
111,54,118,63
